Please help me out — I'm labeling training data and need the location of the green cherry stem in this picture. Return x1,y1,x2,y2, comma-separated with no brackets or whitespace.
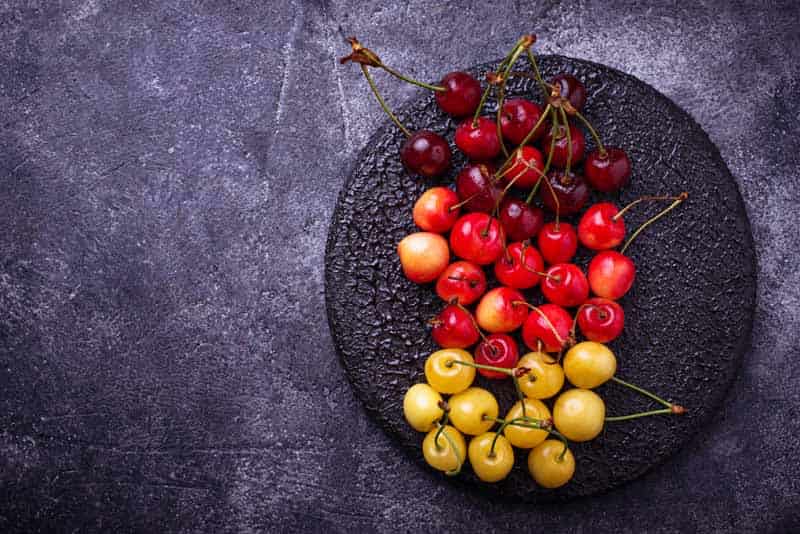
435,421,463,476
472,37,526,127
446,359,515,377
495,42,529,157
434,411,450,446
620,192,688,254
612,194,687,221
610,376,676,409
573,110,606,156
524,176,543,204
605,408,674,422
525,48,549,98
360,65,411,137
379,64,446,92
512,102,552,152
559,106,572,175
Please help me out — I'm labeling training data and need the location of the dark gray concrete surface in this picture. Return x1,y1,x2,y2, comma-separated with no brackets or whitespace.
1,1,798,532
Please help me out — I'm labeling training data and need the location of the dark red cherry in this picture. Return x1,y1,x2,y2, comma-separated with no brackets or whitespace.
494,241,545,289
435,71,482,117
455,116,501,161
449,213,506,265
500,98,545,145
577,202,625,250
538,170,590,215
577,297,625,343
474,334,520,379
587,251,636,300
499,197,544,242
541,263,589,308
521,303,572,353
550,74,586,111
400,130,451,177
537,222,578,265
435,261,487,306
455,163,500,213
504,146,544,189
540,122,585,168
585,147,632,192
431,304,480,349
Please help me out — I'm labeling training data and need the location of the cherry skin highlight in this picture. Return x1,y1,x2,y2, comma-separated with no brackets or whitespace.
505,145,545,188
537,222,578,265
455,116,502,161
431,304,480,349
584,147,632,192
541,263,590,308
541,122,585,169
499,197,544,242
587,251,636,300
400,130,451,177
455,163,500,213
494,241,544,289
577,297,625,343
450,213,506,265
475,287,529,333
577,202,625,250
435,72,482,117
538,170,590,216
550,74,587,111
474,334,519,379
435,261,487,306
397,232,450,283
521,303,572,353
500,98,545,145
413,187,460,233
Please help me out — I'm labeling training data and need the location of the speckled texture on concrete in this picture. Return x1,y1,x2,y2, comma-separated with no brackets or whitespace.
0,1,798,532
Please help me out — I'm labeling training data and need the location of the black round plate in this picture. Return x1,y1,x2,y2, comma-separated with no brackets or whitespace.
324,55,756,501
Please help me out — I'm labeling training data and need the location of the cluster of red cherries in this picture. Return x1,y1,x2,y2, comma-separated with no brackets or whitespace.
342,35,687,488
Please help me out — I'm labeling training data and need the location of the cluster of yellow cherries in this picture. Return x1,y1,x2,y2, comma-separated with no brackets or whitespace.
403,341,684,488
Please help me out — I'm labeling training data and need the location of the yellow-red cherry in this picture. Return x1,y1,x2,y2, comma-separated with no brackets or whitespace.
413,187,461,233
588,250,636,300
475,287,528,333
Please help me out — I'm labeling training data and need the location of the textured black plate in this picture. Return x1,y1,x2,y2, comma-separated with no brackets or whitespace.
324,55,756,502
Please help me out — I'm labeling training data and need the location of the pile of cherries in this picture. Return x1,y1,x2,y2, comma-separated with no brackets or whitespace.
343,35,687,488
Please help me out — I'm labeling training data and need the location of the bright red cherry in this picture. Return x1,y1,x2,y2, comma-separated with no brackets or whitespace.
400,130,451,177
450,213,505,265
494,242,544,289
430,303,481,349
475,287,529,333
455,164,500,213
550,74,586,111
455,116,501,161
588,251,636,300
585,148,631,192
436,261,487,305
505,146,544,188
577,297,625,343
538,170,589,215
435,72,482,117
537,222,578,265
540,122,585,169
413,187,460,233
541,263,589,308
499,198,544,242
521,303,573,353
500,98,545,145
577,202,625,250
474,334,519,379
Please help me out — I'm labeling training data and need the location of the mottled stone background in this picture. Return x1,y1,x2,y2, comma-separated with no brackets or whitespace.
1,1,798,532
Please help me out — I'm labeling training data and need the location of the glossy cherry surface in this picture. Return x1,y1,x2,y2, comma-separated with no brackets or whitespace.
413,187,460,233
455,116,502,161
435,71,482,117
577,297,625,343
494,241,544,289
449,213,505,265
540,122,585,169
584,147,632,192
499,198,544,242
474,334,519,379
521,303,572,353
550,73,586,111
587,251,636,300
541,263,589,308
500,98,545,145
400,130,451,177
475,287,528,333
538,170,589,215
537,222,578,264
505,145,544,188
577,202,625,250
455,163,500,213
431,304,480,349
435,261,487,305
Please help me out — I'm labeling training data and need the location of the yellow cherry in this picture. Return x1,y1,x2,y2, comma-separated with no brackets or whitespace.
516,351,565,399
424,348,476,394
403,383,444,432
503,398,552,449
528,439,575,488
553,388,605,442
468,433,514,482
448,387,499,436
563,341,617,389
422,425,466,474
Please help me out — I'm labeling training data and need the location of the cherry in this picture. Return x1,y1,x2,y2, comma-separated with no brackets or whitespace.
504,146,544,188
450,213,505,265
436,261,487,305
435,72,482,117
413,187,460,233
521,303,573,353
474,334,519,379
500,98,545,145
455,164,500,213
494,241,544,289
587,251,636,300
577,298,625,343
537,222,578,265
577,202,625,251
540,122,585,169
499,197,544,242
538,170,589,216
400,130,451,177
475,287,529,333
585,148,631,192
550,74,586,111
430,303,481,349
397,232,450,283
455,116,502,161
541,263,589,308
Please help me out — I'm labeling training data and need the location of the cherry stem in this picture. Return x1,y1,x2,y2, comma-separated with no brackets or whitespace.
512,301,566,347
538,142,561,229
573,110,606,155
610,376,682,411
379,64,446,92
513,102,552,152
451,300,490,345
446,359,514,377
571,303,596,340
434,411,450,444
434,421,463,476
620,192,688,254
559,107,572,175
520,242,553,278
525,48,549,98
360,65,411,137
512,376,527,417
488,415,569,460
494,42,528,158
525,176,542,204
605,408,674,422
612,194,686,221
